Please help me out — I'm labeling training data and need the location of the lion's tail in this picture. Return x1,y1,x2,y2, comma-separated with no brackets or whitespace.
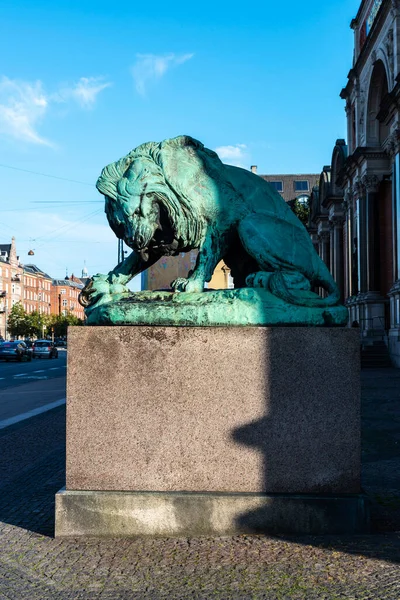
269,263,340,308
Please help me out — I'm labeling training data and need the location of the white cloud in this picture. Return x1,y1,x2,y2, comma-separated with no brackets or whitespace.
0,77,52,146
132,53,194,95
214,144,249,168
0,75,112,146
57,77,112,109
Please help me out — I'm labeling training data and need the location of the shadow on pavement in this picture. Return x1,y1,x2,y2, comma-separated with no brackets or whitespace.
0,406,66,537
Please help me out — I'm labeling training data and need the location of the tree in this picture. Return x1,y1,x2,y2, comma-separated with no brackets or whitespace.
289,198,310,227
7,302,28,338
27,311,50,338
48,313,84,337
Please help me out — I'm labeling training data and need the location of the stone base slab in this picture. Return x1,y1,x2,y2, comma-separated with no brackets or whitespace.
66,326,361,495
55,489,369,537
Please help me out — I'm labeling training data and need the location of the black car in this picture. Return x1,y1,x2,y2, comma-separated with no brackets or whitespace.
0,341,32,362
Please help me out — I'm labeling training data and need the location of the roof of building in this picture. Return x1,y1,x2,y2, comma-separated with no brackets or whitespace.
52,279,84,289
0,244,11,255
23,264,52,279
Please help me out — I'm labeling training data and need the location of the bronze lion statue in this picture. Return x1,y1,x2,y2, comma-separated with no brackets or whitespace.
79,135,340,310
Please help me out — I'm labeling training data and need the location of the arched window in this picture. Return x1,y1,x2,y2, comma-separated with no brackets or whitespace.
366,60,389,146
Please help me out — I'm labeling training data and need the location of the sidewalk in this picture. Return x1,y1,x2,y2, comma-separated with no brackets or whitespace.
0,369,399,599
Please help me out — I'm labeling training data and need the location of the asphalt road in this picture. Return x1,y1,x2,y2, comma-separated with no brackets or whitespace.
0,349,66,422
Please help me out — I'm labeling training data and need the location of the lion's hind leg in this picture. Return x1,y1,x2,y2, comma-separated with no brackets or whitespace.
237,214,312,293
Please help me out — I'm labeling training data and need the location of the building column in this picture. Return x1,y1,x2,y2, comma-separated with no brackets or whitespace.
354,181,367,295
362,174,381,293
393,151,400,281
330,216,344,302
358,175,386,340
318,231,330,267
318,231,330,298
343,194,353,299
388,147,400,364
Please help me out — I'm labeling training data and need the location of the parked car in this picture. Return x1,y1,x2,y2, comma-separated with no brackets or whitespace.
23,340,34,360
32,340,59,359
0,341,32,362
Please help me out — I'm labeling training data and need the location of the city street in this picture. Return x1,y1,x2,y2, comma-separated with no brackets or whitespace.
0,350,66,424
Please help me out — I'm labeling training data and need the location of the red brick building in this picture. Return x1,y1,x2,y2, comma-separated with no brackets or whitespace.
23,264,52,316
0,237,23,339
51,277,85,320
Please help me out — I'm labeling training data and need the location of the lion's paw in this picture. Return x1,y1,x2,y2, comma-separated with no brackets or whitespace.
79,274,129,308
171,278,204,293
171,277,189,292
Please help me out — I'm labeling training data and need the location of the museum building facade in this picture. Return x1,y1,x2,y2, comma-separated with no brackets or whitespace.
310,0,400,365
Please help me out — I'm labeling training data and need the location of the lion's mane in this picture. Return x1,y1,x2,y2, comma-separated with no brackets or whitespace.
96,136,216,248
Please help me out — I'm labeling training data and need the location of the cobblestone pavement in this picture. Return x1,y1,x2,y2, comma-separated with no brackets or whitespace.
0,369,400,599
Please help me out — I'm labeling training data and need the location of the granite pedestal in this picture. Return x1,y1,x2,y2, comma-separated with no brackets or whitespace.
55,326,368,536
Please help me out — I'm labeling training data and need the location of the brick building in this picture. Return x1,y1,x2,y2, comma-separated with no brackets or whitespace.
310,0,400,366
258,172,319,204
51,277,85,320
0,237,23,339
23,265,52,316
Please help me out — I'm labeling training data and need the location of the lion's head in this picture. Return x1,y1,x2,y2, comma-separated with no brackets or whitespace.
96,136,222,261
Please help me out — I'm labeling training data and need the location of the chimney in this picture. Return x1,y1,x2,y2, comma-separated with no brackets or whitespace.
250,165,257,174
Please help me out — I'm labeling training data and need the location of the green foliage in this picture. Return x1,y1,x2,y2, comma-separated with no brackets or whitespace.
7,302,28,338
27,311,50,338
7,303,83,339
289,198,310,227
48,313,84,337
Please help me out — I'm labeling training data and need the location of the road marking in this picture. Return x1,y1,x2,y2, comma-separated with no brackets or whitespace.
49,367,60,371
33,370,45,373
0,398,66,430
14,375,48,380
14,373,28,377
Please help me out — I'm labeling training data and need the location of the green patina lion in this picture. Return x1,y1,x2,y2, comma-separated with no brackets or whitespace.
79,135,341,318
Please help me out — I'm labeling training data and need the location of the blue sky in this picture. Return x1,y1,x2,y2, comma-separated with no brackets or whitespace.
0,0,360,287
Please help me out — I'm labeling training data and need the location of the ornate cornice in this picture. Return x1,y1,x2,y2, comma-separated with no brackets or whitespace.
385,128,400,158
329,215,345,227
353,180,366,198
361,174,380,191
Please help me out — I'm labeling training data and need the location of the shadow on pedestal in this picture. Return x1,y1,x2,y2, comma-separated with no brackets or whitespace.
231,327,368,535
